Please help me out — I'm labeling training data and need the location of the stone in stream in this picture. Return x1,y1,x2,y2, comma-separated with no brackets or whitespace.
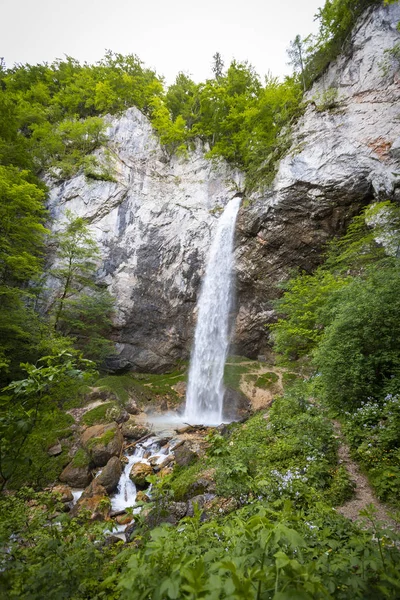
121,418,151,440
129,462,153,489
71,480,110,520
95,456,122,494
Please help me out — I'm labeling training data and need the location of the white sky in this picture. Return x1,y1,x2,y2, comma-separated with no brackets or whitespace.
2,0,323,85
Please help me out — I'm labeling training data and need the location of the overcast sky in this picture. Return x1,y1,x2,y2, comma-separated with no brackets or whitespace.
3,0,323,85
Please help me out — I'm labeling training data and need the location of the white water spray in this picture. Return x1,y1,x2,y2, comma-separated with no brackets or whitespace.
184,196,241,425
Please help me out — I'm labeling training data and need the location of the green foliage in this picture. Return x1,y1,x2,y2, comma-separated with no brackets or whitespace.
313,263,400,409
0,488,124,599
71,447,91,468
118,500,400,599
0,351,95,489
45,211,115,364
341,394,400,506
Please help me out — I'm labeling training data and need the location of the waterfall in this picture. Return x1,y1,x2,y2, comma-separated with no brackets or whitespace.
184,196,241,425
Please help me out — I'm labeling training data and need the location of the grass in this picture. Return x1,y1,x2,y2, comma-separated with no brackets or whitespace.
93,370,186,408
255,371,279,389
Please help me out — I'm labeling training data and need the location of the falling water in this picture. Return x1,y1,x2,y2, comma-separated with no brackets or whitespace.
184,196,241,425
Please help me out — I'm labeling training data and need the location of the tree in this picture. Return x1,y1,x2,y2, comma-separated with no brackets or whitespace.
212,52,224,80
45,212,115,364
0,166,48,381
287,35,307,91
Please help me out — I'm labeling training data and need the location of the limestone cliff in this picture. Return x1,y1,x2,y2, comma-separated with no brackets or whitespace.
235,2,400,356
47,2,400,370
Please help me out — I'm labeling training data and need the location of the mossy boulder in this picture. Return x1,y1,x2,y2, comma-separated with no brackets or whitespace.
71,480,110,521
81,423,123,467
121,418,150,441
129,462,153,489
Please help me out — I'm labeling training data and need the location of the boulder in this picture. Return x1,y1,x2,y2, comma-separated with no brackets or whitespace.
71,480,110,520
129,462,153,488
154,454,175,471
144,501,187,528
223,388,251,421
125,398,140,415
121,418,150,441
135,491,150,503
173,441,197,467
59,463,92,488
81,423,123,467
47,442,62,456
116,513,133,525
95,456,122,493
186,494,216,518
52,485,74,503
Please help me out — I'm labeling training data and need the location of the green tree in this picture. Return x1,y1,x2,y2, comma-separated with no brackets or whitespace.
0,166,48,380
287,35,308,91
45,213,115,364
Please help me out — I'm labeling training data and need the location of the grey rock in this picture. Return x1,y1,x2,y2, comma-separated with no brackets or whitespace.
173,441,197,467
95,456,122,493
59,463,92,488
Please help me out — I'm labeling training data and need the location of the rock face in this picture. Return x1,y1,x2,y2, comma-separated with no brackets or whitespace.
47,111,242,372
46,3,400,367
235,3,400,355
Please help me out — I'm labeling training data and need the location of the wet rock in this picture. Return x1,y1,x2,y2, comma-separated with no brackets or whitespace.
223,388,251,422
121,418,151,441
173,441,197,467
59,463,92,488
81,423,123,467
124,521,137,542
51,485,74,503
116,513,133,525
154,454,175,471
129,462,153,488
95,456,122,494
148,455,161,467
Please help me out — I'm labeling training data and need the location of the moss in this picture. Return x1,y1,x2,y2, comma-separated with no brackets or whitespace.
93,370,186,408
71,448,91,468
87,428,115,449
82,402,116,426
169,462,205,501
255,372,279,389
